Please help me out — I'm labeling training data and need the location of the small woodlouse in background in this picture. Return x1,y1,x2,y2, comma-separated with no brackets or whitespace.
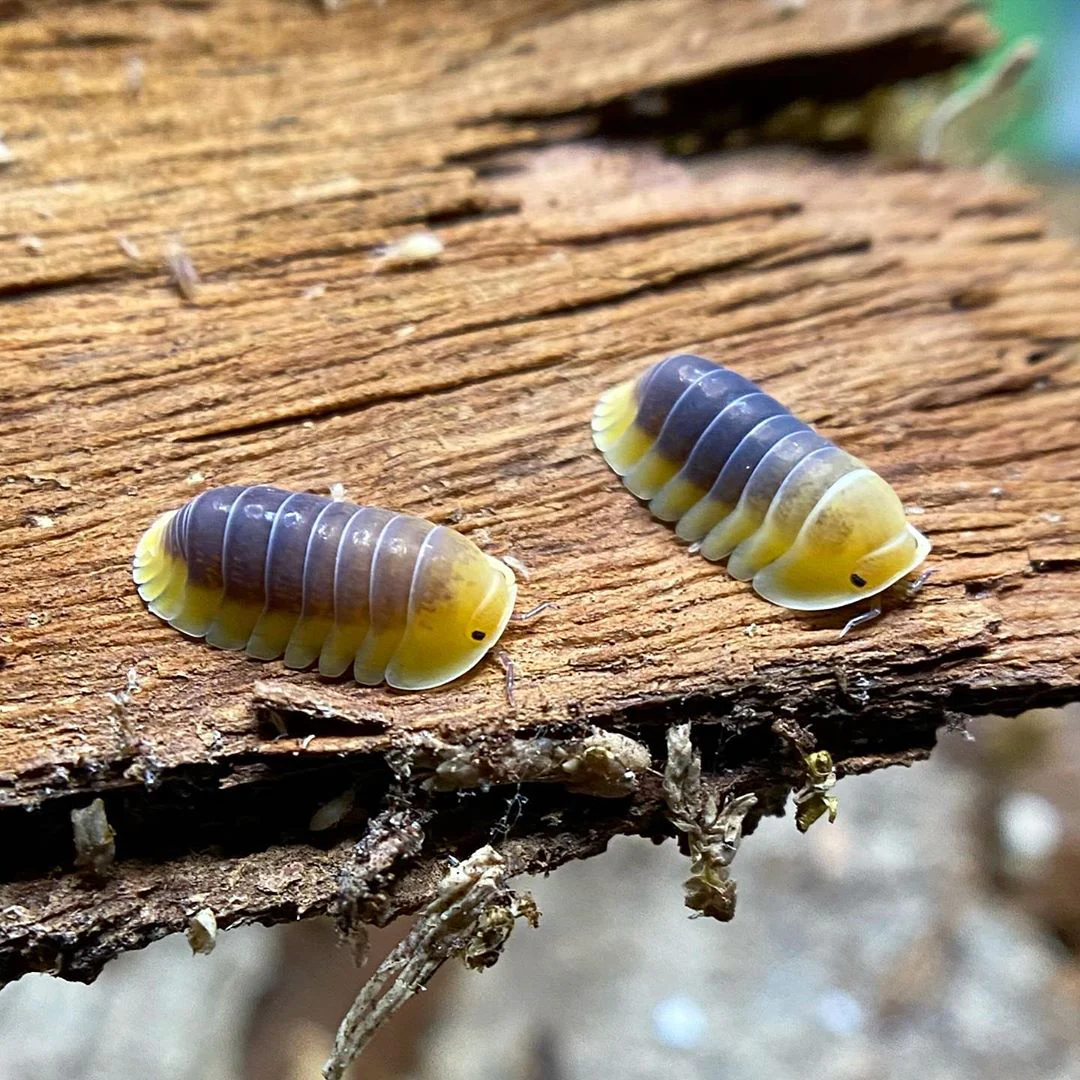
133,485,517,691
592,354,931,615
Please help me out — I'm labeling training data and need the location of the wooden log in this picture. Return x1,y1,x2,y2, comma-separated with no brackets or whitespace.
1,0,1078,987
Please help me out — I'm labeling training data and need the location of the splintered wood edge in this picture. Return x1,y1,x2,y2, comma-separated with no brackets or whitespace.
0,736,917,987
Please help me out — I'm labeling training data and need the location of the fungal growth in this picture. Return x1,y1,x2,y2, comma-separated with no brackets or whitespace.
592,354,930,611
132,485,517,690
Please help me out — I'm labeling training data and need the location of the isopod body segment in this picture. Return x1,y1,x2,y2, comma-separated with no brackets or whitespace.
591,354,930,611
132,486,517,691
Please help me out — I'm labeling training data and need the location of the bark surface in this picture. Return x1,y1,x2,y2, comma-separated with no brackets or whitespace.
1,0,1078,986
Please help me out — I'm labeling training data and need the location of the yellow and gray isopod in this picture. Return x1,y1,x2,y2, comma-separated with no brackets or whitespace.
133,485,517,690
592,354,931,611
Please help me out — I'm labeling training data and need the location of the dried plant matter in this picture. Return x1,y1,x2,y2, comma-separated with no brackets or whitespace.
663,724,757,921
919,38,1038,164
323,845,538,1080
163,237,199,303
388,728,651,798
334,805,432,959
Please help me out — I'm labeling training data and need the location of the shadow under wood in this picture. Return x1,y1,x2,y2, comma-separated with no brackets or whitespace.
491,29,982,152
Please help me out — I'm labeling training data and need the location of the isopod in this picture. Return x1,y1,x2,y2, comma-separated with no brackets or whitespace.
132,486,518,691
592,354,931,612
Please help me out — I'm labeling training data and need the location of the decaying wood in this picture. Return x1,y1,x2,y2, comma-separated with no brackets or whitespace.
2,0,1079,987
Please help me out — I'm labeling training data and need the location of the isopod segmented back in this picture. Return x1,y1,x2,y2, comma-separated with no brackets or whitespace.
592,354,930,610
133,485,517,690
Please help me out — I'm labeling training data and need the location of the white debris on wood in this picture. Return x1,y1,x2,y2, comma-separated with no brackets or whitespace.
116,234,141,260
371,230,443,272
164,237,200,302
309,788,355,832
0,132,13,168
301,283,327,299
17,234,44,255
322,845,538,1080
105,666,142,729
186,908,218,955
329,482,347,501
71,799,116,876
124,56,145,98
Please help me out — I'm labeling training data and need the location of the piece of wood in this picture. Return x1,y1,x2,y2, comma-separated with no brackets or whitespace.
2,0,1078,987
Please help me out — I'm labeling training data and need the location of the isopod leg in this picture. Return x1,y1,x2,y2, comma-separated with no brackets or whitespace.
494,649,516,707
899,567,933,599
509,601,555,623
836,605,882,641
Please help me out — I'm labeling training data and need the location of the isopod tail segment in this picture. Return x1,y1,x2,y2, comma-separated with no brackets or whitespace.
593,354,932,628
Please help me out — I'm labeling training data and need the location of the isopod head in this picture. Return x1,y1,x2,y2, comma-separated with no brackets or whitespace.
385,534,518,691
751,470,931,610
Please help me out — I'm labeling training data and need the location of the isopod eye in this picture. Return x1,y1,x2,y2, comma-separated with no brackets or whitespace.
850,573,867,588
471,629,487,641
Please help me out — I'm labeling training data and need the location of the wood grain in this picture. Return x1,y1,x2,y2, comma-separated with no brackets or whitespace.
2,0,1078,985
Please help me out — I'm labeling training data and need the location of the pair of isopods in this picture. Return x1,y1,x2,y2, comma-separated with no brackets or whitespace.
134,355,930,690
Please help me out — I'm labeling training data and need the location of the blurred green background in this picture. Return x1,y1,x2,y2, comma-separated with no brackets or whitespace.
985,0,1079,166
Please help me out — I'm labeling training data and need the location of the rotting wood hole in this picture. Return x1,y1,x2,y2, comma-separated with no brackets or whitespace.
0,748,667,891
472,30,980,154
255,705,390,740
1030,554,1080,573
0,699,947,889
0,758,393,885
